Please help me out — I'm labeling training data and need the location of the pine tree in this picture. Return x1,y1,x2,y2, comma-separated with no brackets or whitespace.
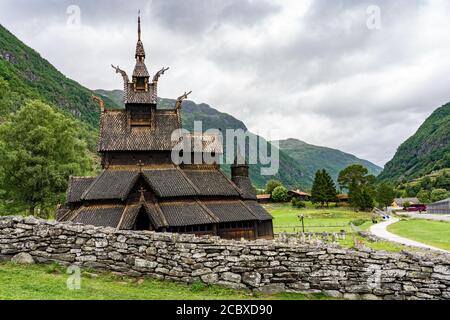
311,169,337,207
322,169,337,207
311,170,326,207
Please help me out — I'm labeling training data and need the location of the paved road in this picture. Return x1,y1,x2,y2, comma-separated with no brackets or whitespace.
370,217,449,253
395,212,450,222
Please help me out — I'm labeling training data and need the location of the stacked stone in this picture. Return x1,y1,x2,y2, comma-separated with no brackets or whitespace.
0,216,449,300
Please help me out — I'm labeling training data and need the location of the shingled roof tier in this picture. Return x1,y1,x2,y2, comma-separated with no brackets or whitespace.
82,170,139,201
72,205,125,227
66,177,97,203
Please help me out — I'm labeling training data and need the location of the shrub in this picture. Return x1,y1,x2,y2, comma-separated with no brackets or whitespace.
291,197,306,208
430,188,450,202
265,180,282,195
350,219,368,227
272,186,288,202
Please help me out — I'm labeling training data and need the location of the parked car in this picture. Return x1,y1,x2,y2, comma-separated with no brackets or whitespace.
403,204,427,213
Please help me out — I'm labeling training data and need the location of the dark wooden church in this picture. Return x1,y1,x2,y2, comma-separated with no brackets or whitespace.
56,15,274,240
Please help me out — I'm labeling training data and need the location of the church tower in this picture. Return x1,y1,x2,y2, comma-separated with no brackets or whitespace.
57,13,274,240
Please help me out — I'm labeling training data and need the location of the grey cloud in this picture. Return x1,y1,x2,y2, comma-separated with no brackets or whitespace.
149,0,280,33
0,0,449,166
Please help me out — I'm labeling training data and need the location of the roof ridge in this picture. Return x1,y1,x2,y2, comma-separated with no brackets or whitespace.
195,199,220,223
80,170,107,200
176,167,201,194
239,199,261,221
217,168,244,197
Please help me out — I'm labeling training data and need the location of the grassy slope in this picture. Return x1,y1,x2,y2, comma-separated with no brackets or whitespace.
387,219,450,251
277,139,383,183
378,102,450,183
266,203,414,252
0,263,330,300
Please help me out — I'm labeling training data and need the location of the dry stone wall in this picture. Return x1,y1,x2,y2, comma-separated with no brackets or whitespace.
1,216,449,300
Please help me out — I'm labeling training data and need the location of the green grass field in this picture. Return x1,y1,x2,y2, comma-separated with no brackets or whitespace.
387,219,450,251
265,203,410,252
0,263,331,300
265,203,374,233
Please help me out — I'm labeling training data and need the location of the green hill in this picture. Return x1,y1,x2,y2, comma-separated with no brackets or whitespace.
276,138,383,185
0,24,119,126
378,102,450,183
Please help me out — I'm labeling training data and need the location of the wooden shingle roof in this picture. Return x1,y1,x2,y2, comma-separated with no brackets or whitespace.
97,110,179,152
71,205,125,227
81,170,139,201
66,177,97,203
205,201,258,222
159,201,218,227
183,170,241,197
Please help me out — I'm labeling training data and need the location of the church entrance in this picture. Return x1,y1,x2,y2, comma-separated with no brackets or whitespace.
134,208,153,231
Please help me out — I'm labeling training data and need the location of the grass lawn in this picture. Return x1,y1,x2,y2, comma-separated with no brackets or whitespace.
265,202,411,252
0,263,331,300
387,219,450,251
265,202,374,233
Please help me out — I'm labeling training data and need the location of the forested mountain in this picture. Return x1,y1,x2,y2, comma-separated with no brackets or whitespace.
276,139,383,185
378,102,450,183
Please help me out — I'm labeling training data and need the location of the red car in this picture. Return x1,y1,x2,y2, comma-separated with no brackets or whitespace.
403,204,427,213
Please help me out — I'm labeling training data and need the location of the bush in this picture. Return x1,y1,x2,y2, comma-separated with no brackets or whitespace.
291,197,306,208
272,186,288,202
350,219,368,227
430,188,450,202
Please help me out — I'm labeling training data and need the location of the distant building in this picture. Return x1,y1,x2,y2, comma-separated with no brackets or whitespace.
427,198,450,215
337,194,350,203
392,198,420,208
257,194,271,204
288,190,311,201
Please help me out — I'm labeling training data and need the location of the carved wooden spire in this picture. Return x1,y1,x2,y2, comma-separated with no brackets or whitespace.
138,10,141,41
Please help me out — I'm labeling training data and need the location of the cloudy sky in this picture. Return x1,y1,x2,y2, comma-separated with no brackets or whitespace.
1,0,450,166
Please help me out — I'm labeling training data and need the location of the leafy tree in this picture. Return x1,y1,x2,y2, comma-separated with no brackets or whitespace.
430,189,450,203
0,100,95,217
419,176,433,190
271,186,288,203
350,183,375,211
338,164,375,191
311,169,337,207
376,183,395,209
416,189,431,204
434,173,450,190
265,179,282,195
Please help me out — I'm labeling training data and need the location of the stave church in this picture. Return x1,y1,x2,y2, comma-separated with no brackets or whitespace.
56,14,273,240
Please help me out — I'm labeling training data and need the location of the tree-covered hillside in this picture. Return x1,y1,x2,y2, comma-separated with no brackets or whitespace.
378,102,450,183
276,139,383,186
